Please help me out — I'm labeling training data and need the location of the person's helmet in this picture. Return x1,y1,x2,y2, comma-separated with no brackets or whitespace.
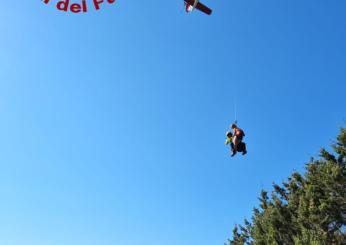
231,123,237,129
226,131,233,137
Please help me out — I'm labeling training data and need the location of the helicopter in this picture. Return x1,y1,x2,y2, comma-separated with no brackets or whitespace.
184,0,212,15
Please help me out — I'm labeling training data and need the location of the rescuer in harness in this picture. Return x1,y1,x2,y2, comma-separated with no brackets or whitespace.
225,124,247,157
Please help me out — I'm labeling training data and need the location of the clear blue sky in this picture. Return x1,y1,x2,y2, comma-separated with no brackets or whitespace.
0,1,345,244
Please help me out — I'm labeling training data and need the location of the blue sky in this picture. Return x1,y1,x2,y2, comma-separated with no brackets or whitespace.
0,1,345,244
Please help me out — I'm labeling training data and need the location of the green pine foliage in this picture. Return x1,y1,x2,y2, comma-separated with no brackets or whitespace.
226,128,346,245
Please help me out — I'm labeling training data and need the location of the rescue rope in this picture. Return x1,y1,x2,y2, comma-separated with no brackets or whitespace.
234,97,238,125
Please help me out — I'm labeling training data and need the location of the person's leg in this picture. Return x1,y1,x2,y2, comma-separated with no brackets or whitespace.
232,137,240,156
231,143,236,156
233,137,239,151
237,142,244,152
242,142,247,155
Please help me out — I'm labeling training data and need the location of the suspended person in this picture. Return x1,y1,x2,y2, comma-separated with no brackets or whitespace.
225,131,247,156
230,123,247,157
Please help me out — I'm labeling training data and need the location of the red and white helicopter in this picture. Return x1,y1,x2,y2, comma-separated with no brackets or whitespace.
184,0,212,15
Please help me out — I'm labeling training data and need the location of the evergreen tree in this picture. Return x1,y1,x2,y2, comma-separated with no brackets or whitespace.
226,128,346,245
